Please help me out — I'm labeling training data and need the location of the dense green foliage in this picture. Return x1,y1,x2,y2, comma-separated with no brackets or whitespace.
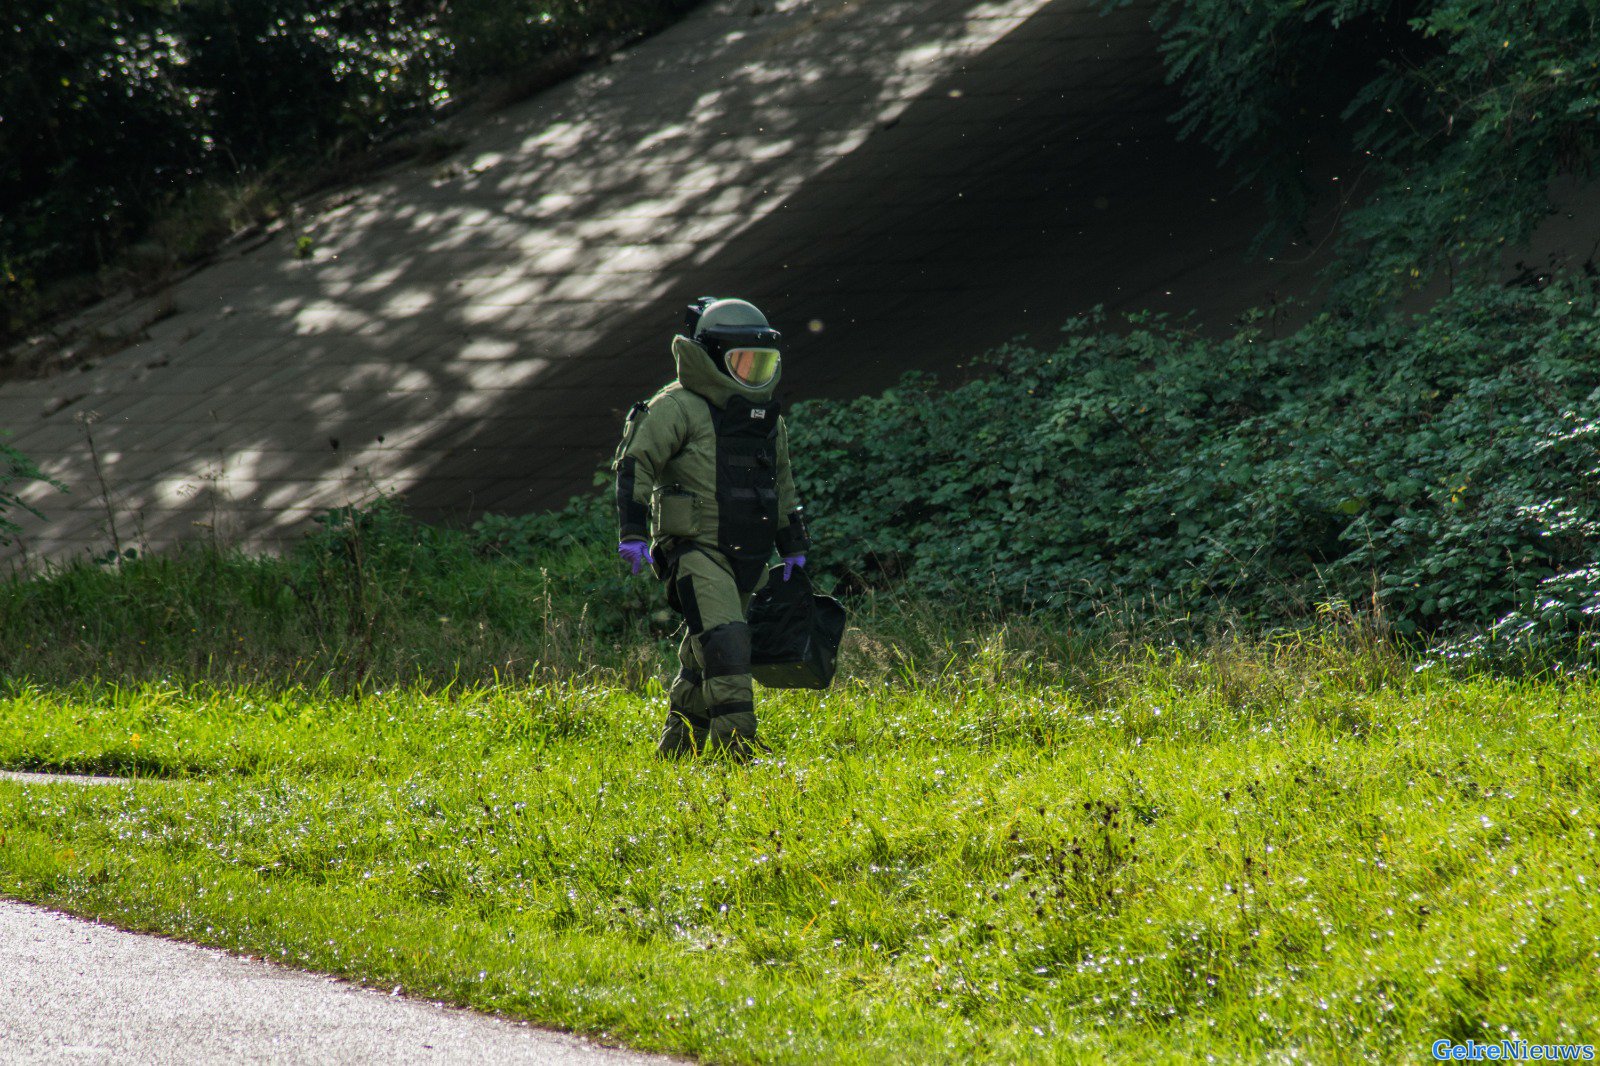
1124,0,1600,301
2,638,1598,1061
10,278,1600,676
0,0,696,333
790,277,1600,657
9,272,1599,673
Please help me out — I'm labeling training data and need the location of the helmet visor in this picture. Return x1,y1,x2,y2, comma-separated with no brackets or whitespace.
725,347,780,388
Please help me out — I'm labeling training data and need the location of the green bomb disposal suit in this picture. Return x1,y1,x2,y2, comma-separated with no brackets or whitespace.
612,298,810,758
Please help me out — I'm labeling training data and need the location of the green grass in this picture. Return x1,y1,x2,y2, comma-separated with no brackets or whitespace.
0,516,666,690
2,628,1597,1063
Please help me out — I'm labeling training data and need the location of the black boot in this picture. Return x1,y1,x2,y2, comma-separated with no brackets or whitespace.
656,709,709,759
705,710,769,762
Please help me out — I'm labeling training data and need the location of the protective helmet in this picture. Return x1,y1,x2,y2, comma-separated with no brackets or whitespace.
683,296,782,389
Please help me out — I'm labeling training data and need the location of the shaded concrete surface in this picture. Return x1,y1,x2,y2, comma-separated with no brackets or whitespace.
1,0,1596,562
0,898,676,1065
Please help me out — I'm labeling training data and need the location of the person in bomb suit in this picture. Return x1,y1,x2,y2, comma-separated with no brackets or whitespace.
612,297,810,758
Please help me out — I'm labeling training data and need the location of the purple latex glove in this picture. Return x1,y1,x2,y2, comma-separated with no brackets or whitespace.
618,539,653,575
781,554,807,582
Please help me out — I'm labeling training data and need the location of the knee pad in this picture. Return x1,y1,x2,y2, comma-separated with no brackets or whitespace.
699,621,752,679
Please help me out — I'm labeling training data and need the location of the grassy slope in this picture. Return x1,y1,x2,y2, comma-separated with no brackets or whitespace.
2,635,1596,1063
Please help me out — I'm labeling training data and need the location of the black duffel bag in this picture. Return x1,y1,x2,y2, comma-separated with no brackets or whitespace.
748,564,847,690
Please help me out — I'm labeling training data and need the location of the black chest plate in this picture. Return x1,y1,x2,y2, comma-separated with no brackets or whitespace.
708,395,782,587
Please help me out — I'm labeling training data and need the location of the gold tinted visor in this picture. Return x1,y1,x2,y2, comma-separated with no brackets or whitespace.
725,347,780,388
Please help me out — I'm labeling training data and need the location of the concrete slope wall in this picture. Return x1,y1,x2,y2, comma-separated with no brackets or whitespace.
0,0,1363,562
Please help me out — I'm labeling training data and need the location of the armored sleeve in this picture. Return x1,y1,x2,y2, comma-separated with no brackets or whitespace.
773,415,810,556
612,392,688,541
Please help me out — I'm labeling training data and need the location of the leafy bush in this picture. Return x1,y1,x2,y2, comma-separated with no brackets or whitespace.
1436,562,1600,673
789,277,1600,644
445,0,696,78
0,437,63,547
469,487,610,565
1121,0,1600,303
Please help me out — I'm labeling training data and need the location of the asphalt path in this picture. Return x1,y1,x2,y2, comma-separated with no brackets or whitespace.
0,895,676,1064
0,771,132,786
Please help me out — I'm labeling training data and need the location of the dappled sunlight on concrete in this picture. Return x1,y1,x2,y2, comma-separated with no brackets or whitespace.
12,0,1585,565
